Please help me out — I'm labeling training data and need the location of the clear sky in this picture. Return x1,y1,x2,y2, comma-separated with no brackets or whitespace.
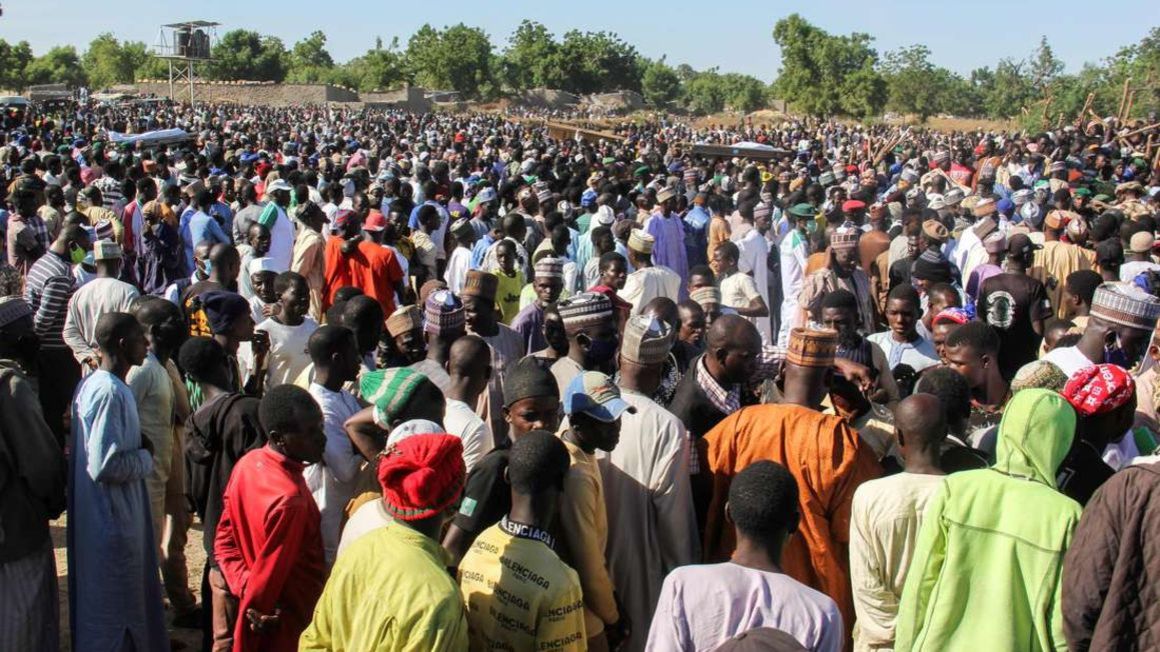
4,0,1158,82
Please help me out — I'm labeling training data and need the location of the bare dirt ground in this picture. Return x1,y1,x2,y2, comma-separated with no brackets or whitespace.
51,514,207,651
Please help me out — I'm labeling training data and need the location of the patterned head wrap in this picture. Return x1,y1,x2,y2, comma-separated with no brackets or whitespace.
1062,364,1136,417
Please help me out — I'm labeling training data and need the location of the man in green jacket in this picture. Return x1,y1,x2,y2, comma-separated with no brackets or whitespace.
895,388,1082,651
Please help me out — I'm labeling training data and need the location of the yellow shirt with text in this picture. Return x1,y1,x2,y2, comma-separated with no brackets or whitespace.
458,523,586,651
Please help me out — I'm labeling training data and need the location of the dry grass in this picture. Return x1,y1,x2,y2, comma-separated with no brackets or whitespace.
923,116,1018,132
883,114,1019,133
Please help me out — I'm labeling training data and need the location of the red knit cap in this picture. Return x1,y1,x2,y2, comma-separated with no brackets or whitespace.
377,434,466,521
1062,364,1135,417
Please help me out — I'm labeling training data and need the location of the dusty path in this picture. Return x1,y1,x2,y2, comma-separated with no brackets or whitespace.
51,515,207,651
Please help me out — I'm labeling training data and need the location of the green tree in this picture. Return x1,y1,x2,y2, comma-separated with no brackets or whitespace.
501,20,561,90
0,39,35,90
675,63,697,83
840,63,888,119
684,78,722,113
82,33,137,89
641,57,681,107
772,14,885,118
683,71,727,114
719,73,768,113
555,30,641,94
404,24,495,99
125,41,169,80
984,58,1033,119
1103,26,1160,117
286,31,335,83
334,38,406,91
291,31,334,69
882,44,946,121
210,30,287,82
1028,36,1064,96
25,45,87,87
81,35,164,87
938,70,984,117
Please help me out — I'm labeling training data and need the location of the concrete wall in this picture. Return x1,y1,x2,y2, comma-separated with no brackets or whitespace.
361,85,430,112
134,81,359,106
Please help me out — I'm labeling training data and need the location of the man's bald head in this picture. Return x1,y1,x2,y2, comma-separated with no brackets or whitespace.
130,294,181,330
448,334,492,378
208,242,238,267
895,392,947,451
705,314,761,385
501,212,526,239
707,314,759,352
678,300,703,320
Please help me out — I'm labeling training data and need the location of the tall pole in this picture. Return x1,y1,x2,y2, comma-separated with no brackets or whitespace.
168,60,174,100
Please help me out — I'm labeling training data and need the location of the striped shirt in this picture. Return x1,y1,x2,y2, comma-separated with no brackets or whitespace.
687,345,785,475
23,250,75,351
94,176,126,214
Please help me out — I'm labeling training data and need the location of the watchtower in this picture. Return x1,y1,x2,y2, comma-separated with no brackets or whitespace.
152,21,220,104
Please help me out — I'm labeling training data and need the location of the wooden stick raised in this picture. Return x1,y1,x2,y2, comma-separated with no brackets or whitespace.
1076,93,1094,129
1117,122,1160,141
1118,77,1133,122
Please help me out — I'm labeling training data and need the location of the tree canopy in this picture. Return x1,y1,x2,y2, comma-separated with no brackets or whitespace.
1,21,1157,122
772,14,886,118
210,30,288,83
405,24,495,99
24,46,87,88
284,31,335,84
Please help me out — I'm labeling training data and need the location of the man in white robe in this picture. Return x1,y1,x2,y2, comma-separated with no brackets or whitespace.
602,315,698,652
620,229,680,315
736,203,774,344
778,204,813,347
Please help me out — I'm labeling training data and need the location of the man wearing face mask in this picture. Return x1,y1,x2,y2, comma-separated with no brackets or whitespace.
1045,283,1160,378
550,292,619,396
63,240,141,372
180,243,242,338
24,223,91,441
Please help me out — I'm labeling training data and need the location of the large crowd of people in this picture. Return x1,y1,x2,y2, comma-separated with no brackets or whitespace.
1,97,1159,652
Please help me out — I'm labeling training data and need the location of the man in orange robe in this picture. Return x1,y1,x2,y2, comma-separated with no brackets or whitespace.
702,327,882,643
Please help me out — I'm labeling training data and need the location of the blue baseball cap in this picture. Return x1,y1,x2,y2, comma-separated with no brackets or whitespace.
563,372,636,422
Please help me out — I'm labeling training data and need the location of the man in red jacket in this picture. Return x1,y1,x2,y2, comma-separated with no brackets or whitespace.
214,384,327,652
